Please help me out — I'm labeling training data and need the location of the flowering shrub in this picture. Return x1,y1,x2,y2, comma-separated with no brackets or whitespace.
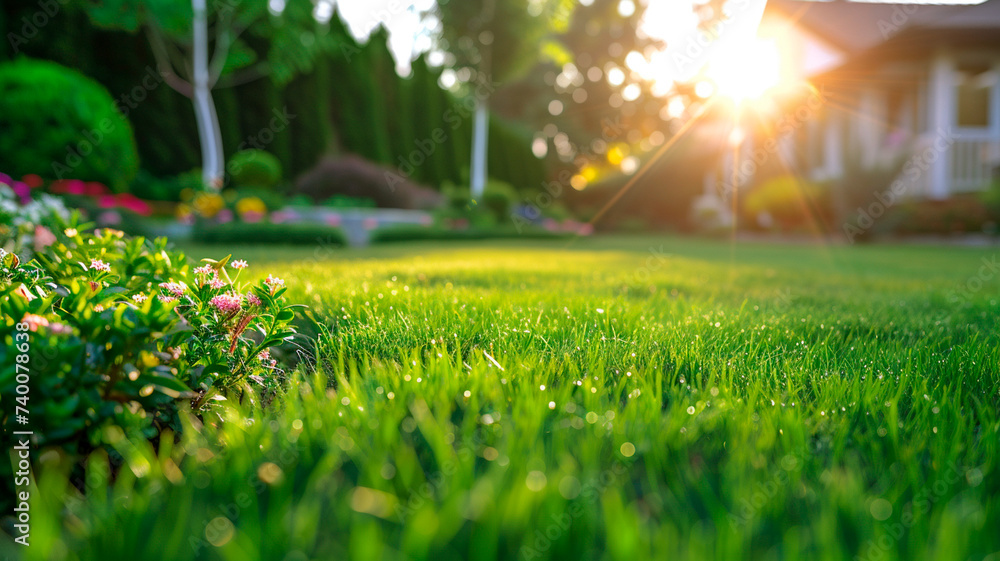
0,178,75,260
0,229,304,481
160,256,302,406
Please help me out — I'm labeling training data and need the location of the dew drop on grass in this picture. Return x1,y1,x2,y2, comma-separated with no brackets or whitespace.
687,406,696,415
464,390,471,398
870,498,893,521
525,471,547,491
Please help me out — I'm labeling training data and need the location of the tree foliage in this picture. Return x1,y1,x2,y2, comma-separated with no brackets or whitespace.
84,0,338,89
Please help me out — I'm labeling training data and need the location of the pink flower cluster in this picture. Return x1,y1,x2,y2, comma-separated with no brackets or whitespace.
210,293,243,314
159,281,187,297
258,349,278,368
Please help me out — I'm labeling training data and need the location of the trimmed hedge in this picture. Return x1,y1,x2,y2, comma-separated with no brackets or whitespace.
369,225,571,244
227,149,283,189
193,221,348,246
0,58,139,192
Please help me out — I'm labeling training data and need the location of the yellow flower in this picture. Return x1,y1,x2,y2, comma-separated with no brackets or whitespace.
235,197,267,216
193,193,225,218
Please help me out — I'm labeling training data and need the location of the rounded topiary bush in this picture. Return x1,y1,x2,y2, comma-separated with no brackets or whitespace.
481,179,518,222
227,149,282,189
0,58,139,192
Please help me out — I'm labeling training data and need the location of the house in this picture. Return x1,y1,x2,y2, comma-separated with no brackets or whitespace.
719,0,1000,205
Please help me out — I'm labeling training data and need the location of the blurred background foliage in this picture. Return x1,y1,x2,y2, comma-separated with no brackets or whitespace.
0,1,545,194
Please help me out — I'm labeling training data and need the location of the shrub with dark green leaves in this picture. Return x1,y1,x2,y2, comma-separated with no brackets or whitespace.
193,221,348,246
481,179,519,222
743,175,830,231
370,224,569,243
0,229,305,507
227,149,283,190
0,58,140,193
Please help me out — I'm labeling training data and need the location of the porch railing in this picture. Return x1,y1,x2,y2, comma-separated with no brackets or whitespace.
950,132,1000,193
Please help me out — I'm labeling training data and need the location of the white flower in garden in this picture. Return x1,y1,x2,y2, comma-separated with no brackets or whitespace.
89,258,110,272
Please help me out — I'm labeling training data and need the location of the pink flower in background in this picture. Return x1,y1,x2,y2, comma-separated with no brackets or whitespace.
85,182,108,196
48,322,72,335
158,282,187,297
324,213,342,227
98,195,117,208
578,223,595,236
12,181,30,203
117,193,152,216
561,220,579,232
33,226,56,251
241,210,264,223
97,210,122,225
0,173,12,186
89,258,111,272
194,265,215,277
420,215,434,226
66,180,86,195
20,313,49,332
210,276,227,290
271,210,296,224
210,293,243,314
543,218,558,232
231,259,248,270
216,208,234,224
246,293,262,307
22,174,43,188
363,217,379,230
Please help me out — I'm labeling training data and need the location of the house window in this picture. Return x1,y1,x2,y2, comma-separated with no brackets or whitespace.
955,64,995,128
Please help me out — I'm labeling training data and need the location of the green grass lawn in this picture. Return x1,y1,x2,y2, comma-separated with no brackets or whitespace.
19,236,999,561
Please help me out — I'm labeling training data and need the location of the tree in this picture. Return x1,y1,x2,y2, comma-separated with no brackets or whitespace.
84,0,336,188
431,0,573,197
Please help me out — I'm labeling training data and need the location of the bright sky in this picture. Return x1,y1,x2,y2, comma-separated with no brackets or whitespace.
330,0,988,77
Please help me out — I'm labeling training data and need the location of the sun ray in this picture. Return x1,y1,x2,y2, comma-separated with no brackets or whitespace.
579,97,720,232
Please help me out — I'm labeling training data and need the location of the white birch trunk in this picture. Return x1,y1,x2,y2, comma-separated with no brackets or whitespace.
192,0,225,189
470,98,489,198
